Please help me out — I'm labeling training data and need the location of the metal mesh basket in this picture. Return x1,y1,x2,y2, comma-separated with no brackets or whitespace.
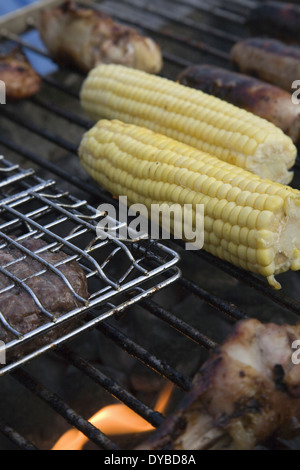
0,156,180,375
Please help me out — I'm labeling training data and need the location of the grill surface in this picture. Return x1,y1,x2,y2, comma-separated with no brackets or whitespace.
0,0,300,451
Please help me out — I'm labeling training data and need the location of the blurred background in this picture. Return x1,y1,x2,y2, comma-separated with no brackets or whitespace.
0,0,38,15
0,0,58,74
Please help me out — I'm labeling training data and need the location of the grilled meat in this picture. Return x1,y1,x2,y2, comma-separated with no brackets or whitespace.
177,64,300,144
230,38,300,93
38,0,163,74
247,2,300,44
138,319,300,450
0,47,41,101
0,237,89,357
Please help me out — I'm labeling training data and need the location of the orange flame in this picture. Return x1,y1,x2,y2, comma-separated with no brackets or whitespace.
52,383,173,450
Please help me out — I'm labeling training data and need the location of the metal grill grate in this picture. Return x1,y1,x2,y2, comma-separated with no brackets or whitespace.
0,156,180,375
0,0,299,451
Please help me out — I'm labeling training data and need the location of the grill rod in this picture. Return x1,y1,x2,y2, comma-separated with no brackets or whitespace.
196,250,300,316
0,421,37,450
57,345,166,428
95,316,193,391
100,0,242,39
173,0,256,13
12,368,120,451
167,0,245,23
109,0,241,42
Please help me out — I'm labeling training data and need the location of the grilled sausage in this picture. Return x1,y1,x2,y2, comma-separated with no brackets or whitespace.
0,47,41,101
177,64,300,144
230,38,300,93
38,0,163,74
247,2,300,44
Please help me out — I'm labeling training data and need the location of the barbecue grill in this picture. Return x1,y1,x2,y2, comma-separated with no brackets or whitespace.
0,0,300,451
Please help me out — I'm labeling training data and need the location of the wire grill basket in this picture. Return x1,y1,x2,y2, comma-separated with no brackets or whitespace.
0,156,180,375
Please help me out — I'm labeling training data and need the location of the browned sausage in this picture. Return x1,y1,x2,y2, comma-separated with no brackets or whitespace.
230,38,300,93
247,2,300,44
177,64,300,144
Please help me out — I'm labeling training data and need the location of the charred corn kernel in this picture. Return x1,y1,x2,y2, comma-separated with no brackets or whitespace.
79,120,300,289
80,64,297,184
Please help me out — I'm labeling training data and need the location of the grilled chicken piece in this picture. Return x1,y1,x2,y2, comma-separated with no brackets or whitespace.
230,38,300,93
247,2,300,44
38,0,163,74
0,47,41,101
177,64,300,144
138,319,300,450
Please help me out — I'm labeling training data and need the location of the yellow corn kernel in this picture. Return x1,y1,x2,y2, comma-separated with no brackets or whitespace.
81,64,297,184
79,120,300,289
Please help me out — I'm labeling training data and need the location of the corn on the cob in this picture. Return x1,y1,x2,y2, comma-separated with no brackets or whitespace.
79,119,300,289
80,64,297,185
